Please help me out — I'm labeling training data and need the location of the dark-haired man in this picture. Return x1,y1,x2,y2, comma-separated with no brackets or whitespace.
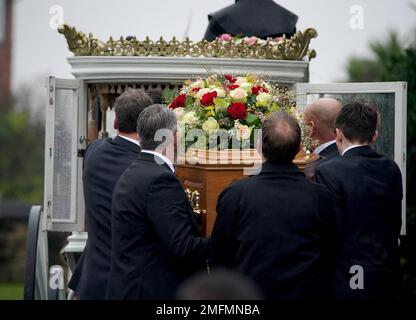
107,105,209,300
68,89,153,299
315,102,403,301
210,111,337,300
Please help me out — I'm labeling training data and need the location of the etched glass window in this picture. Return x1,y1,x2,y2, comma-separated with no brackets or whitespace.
53,88,75,221
304,92,395,160
0,0,6,44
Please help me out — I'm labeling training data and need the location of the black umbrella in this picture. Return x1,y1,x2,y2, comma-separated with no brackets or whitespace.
204,0,298,41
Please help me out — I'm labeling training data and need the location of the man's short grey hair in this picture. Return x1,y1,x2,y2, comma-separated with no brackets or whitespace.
137,104,177,150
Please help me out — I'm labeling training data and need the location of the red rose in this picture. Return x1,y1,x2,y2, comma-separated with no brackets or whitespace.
251,86,269,95
251,86,262,95
169,94,187,109
227,84,240,90
227,102,248,120
200,91,218,106
224,74,237,83
191,87,201,92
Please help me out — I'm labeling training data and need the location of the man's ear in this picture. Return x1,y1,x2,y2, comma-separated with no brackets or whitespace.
335,128,343,143
334,128,344,154
371,130,379,145
113,118,118,130
309,120,317,137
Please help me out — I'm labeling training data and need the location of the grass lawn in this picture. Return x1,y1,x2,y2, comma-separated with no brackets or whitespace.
0,283,23,300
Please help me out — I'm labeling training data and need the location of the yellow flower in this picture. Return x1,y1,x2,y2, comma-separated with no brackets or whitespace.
205,106,215,117
245,74,257,84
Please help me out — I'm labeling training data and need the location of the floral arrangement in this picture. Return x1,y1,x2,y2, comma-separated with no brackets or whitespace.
217,33,285,47
165,73,316,152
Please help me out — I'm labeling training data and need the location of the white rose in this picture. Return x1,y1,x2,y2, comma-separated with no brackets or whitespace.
235,77,247,85
210,86,226,97
190,79,204,88
202,117,220,134
229,88,248,102
256,92,272,106
236,124,252,141
173,107,186,121
239,82,253,93
182,111,199,127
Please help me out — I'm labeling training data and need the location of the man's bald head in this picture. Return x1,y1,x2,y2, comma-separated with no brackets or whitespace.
262,111,301,163
304,98,342,144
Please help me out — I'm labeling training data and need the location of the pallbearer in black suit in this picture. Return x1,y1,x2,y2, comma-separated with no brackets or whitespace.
210,112,337,300
68,89,153,299
315,102,403,300
107,105,209,300
303,98,342,179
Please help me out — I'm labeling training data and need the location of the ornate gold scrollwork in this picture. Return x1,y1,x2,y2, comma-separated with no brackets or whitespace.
185,189,207,219
58,24,318,61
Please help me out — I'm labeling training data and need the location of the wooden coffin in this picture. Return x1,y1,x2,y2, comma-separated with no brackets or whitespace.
176,149,319,237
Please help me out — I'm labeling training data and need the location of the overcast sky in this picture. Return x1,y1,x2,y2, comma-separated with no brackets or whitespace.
11,0,416,93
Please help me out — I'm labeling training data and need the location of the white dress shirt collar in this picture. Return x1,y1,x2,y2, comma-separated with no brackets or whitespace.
313,140,336,155
118,134,141,147
141,150,175,173
342,144,365,156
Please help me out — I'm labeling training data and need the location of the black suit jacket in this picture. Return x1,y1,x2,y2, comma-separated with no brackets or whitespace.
68,136,140,299
318,142,340,162
106,152,209,300
304,142,340,180
315,146,403,300
210,161,337,300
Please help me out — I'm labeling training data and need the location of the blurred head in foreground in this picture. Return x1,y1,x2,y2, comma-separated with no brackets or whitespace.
177,270,263,300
